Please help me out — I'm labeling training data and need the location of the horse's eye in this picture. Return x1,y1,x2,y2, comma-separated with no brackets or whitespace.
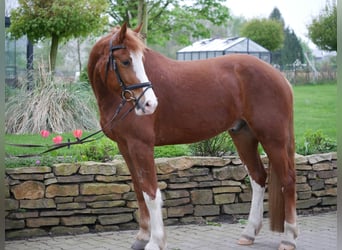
121,60,130,66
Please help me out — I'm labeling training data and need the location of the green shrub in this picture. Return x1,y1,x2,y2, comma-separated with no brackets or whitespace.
297,129,337,155
77,137,119,162
5,64,99,134
189,133,236,157
154,145,190,158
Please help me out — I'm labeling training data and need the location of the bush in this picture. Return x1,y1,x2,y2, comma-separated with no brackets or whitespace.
297,129,337,155
189,133,236,157
5,64,99,134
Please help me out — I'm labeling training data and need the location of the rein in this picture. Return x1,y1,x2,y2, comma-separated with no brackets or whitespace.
8,40,153,158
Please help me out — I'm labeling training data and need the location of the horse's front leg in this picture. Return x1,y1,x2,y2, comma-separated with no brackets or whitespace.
119,142,166,250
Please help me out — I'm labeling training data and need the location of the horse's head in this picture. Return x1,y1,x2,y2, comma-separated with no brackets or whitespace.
104,23,158,116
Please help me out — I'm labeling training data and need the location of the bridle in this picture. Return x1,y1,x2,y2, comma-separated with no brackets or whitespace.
105,40,153,112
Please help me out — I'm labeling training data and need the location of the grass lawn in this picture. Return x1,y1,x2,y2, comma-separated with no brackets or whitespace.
5,82,336,167
293,83,336,144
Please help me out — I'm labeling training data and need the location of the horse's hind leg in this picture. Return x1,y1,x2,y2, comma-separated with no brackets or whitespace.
262,141,298,250
228,122,267,245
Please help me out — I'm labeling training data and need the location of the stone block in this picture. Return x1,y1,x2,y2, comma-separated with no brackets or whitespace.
26,217,60,228
7,211,39,219
95,224,120,232
44,178,58,185
5,199,19,210
96,175,132,182
296,183,311,192
20,199,56,209
222,203,251,214
164,198,190,207
213,165,247,181
168,182,198,189
61,216,97,226
198,181,221,188
214,193,235,204
80,183,130,195
178,167,209,177
296,175,307,184
56,175,94,183
5,219,25,229
325,177,337,185
321,197,337,206
46,184,79,198
313,163,333,171
296,164,312,170
239,192,252,202
57,202,86,210
309,179,325,191
6,167,51,174
164,190,189,199
50,226,89,236
295,154,308,164
79,162,116,175
312,188,337,197
11,181,45,200
53,163,80,176
5,228,48,240
156,157,194,174
55,197,74,203
317,170,337,179
308,153,332,164
296,198,321,209
213,186,241,194
297,191,312,200
194,205,220,216
87,200,125,208
168,205,194,217
191,190,213,205
10,174,44,181
98,214,133,225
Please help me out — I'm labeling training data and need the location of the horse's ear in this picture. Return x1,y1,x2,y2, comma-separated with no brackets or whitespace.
119,22,128,43
134,23,143,34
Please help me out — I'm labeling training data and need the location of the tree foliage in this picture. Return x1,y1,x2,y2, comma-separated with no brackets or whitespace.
268,8,304,67
240,18,284,51
308,0,337,51
9,0,109,72
108,0,230,45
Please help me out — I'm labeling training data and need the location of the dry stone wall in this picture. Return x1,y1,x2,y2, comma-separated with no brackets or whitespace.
5,153,337,240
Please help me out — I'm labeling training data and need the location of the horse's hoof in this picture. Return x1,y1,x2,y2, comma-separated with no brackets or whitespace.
237,235,254,245
278,242,296,250
131,239,149,250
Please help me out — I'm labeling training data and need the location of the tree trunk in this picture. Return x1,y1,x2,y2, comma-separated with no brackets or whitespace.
50,35,59,73
77,39,82,74
138,0,148,44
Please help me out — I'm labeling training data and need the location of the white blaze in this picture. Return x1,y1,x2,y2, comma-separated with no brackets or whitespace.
130,51,158,115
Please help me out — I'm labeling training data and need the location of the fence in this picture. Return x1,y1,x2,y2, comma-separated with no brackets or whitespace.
5,153,337,240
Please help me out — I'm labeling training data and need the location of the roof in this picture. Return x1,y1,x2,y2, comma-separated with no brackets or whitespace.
177,37,269,53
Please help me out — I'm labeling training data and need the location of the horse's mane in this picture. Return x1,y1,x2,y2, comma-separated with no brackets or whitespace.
109,25,146,53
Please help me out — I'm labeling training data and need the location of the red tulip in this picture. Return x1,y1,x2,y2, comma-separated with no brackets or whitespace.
73,129,83,139
40,130,50,138
53,135,63,144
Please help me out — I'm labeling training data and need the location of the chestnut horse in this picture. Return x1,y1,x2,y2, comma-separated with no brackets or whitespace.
88,24,298,250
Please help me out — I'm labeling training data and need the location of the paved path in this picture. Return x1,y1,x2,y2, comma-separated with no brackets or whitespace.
5,212,336,250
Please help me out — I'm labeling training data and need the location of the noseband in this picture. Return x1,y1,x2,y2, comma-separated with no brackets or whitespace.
105,41,153,107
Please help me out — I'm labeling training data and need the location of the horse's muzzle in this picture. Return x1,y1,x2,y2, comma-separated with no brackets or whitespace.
135,87,158,116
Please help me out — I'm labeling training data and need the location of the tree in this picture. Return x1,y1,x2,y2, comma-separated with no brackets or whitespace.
308,0,337,51
279,27,304,66
9,0,109,72
240,18,284,51
108,0,230,45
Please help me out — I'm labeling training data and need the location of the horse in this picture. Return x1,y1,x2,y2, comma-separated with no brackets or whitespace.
87,23,298,250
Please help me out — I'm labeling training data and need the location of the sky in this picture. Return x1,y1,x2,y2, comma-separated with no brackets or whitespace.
225,0,329,48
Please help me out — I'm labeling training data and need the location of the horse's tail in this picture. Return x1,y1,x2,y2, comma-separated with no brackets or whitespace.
268,161,285,232
268,109,295,233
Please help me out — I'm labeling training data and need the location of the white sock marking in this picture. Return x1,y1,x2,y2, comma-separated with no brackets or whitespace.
143,189,165,250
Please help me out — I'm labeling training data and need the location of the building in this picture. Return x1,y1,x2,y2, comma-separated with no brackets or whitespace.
176,37,270,63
